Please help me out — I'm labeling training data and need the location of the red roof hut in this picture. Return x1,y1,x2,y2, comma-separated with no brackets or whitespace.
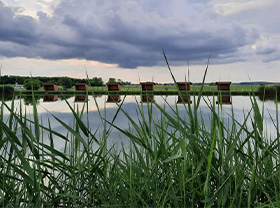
141,82,155,91
43,83,58,91
106,82,121,91
75,83,88,91
177,82,192,91
216,82,231,91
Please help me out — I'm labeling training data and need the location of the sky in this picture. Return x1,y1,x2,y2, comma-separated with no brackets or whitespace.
0,0,280,83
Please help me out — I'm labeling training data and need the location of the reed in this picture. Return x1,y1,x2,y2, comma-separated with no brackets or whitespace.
0,58,280,207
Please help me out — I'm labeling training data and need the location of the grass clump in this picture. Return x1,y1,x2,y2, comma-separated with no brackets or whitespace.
1,57,280,207
1,87,280,207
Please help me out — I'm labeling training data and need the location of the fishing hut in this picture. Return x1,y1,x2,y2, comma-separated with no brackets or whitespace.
216,82,231,91
177,82,192,91
141,82,155,91
106,82,121,91
43,83,58,91
75,83,88,91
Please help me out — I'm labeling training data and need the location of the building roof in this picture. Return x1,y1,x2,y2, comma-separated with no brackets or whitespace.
75,83,88,85
176,82,192,84
216,82,231,85
140,82,155,85
106,82,121,85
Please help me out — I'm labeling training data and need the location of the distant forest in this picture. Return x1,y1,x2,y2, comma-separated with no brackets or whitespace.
0,75,131,89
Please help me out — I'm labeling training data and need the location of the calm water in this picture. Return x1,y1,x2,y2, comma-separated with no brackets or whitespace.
2,95,280,150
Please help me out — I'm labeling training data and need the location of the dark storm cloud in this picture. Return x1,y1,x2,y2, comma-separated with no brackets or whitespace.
0,2,37,45
0,0,260,68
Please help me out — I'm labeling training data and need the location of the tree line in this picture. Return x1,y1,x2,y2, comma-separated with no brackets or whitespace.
0,75,131,90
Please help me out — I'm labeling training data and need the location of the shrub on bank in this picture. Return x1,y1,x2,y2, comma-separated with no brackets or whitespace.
0,85,14,95
258,85,280,100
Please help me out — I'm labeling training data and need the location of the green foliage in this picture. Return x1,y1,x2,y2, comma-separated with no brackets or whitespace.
108,77,116,83
258,85,280,101
0,75,88,88
0,85,14,94
57,77,73,88
1,91,280,207
1,55,279,207
24,78,42,90
91,77,104,86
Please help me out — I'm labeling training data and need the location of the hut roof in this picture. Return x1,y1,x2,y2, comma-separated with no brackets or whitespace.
106,82,121,85
75,83,87,86
176,82,192,85
216,82,231,85
140,82,155,85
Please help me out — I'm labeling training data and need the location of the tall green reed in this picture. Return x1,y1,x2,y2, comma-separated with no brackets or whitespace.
0,55,280,207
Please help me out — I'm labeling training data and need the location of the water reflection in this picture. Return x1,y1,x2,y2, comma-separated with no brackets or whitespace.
107,95,121,103
74,95,87,102
43,95,58,102
23,95,41,105
216,96,232,105
141,95,154,103
2,95,279,151
177,95,192,104
0,93,13,101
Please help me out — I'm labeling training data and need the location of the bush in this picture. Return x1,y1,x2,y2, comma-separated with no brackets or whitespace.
24,78,42,90
258,85,280,101
0,85,14,95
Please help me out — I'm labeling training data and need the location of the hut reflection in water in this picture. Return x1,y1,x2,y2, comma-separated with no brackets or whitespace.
43,95,58,102
141,95,154,103
74,95,87,102
177,95,192,104
216,95,232,105
107,95,121,103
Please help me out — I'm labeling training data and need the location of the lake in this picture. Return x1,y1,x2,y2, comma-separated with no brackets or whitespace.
2,94,279,150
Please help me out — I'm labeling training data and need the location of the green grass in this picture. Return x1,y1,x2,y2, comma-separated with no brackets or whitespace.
85,84,260,93
0,59,279,206
16,84,259,96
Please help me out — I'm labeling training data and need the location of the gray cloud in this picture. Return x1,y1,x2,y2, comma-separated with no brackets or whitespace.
226,2,280,62
0,2,37,45
0,0,260,68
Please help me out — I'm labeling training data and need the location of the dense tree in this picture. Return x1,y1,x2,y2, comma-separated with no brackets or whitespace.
108,78,116,83
116,78,131,85
0,75,106,88
91,77,104,86
57,77,74,88
24,78,42,90
0,86,14,95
